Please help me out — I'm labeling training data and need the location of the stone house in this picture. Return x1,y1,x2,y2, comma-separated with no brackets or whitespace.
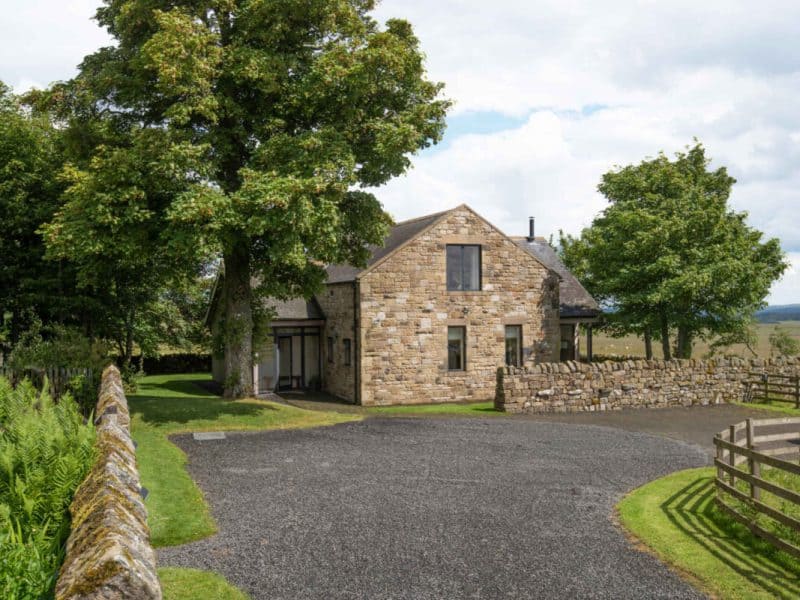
210,204,599,405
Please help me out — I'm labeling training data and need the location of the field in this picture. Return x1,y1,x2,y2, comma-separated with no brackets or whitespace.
589,321,800,360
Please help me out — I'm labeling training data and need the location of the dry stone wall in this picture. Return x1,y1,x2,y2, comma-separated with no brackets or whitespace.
56,365,161,600
496,356,800,413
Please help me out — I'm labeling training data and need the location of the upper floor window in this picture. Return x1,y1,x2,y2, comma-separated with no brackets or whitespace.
446,245,481,291
505,325,522,367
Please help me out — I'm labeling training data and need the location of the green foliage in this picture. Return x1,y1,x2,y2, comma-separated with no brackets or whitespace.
768,326,800,357
7,321,110,413
0,83,94,354
495,367,505,404
562,142,787,359
45,1,450,396
0,378,96,599
8,321,110,372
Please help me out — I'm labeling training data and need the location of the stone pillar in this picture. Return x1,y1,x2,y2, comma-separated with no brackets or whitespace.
587,324,593,363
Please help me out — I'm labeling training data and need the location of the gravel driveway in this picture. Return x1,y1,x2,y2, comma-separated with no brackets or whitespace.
159,418,709,599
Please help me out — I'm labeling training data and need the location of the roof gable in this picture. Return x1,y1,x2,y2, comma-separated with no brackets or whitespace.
326,204,560,283
325,209,451,283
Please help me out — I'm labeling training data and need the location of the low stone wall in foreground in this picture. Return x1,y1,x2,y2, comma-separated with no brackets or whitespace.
496,356,800,414
56,365,161,600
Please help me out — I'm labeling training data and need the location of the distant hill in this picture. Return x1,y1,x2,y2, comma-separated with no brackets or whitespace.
756,304,800,323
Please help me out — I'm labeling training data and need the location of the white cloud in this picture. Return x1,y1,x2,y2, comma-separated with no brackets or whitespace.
768,253,800,306
0,1,110,91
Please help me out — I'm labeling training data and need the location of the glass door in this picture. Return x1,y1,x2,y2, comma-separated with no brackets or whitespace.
278,336,292,390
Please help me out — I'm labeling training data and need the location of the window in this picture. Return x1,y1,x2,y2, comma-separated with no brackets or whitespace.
448,327,466,371
505,325,522,367
560,324,576,362
327,337,334,363
344,339,352,366
446,245,481,291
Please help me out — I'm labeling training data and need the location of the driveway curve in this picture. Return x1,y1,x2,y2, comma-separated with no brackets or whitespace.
159,418,708,599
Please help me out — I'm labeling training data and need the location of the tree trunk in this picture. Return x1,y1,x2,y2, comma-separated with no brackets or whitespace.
643,327,653,360
659,310,672,360
222,237,254,399
122,306,135,371
676,325,692,359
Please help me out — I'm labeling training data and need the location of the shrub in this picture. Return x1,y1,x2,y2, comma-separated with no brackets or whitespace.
769,327,800,357
129,353,211,375
7,323,110,415
0,377,95,599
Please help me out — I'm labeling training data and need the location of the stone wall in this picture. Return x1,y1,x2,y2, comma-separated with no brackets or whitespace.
56,365,161,600
359,206,561,406
317,282,357,402
496,356,800,413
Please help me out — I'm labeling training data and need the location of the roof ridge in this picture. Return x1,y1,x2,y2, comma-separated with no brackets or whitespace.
391,208,454,227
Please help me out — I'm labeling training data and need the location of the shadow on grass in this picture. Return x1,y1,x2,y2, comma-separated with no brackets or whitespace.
130,376,277,427
661,475,800,598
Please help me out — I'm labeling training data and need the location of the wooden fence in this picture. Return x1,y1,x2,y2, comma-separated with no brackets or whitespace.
0,366,93,400
746,372,800,408
713,417,800,559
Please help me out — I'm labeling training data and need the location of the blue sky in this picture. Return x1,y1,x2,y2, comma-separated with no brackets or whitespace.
2,0,800,303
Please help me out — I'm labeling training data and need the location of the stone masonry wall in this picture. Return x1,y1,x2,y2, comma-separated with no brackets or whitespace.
56,365,161,600
496,356,800,413
359,206,561,406
317,282,357,402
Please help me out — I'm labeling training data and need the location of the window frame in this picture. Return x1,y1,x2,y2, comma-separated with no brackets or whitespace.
505,325,522,367
343,338,352,366
446,244,482,291
447,326,467,371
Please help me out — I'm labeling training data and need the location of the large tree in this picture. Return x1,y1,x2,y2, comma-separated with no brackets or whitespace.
45,0,449,397
561,143,787,359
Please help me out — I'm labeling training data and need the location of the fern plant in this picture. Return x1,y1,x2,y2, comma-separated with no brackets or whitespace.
0,376,95,599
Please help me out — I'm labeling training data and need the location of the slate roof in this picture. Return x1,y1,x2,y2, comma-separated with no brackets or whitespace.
204,275,325,325
325,210,450,283
512,236,601,319
265,297,325,321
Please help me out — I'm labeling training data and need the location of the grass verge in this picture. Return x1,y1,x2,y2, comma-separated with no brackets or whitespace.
617,467,800,599
159,567,249,600
130,373,360,547
367,401,500,416
732,401,800,416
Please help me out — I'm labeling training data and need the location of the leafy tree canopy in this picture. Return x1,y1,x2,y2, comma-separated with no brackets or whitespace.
41,0,450,397
561,142,787,359
0,82,94,350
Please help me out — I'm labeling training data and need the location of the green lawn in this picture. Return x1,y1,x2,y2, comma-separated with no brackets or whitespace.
128,374,360,599
159,567,249,600
618,467,800,599
733,400,800,416
367,400,500,416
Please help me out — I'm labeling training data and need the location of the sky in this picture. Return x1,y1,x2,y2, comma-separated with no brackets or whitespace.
2,0,800,304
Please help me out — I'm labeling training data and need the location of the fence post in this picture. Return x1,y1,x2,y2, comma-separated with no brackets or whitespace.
715,433,724,485
795,376,799,409
745,418,760,501
729,424,737,487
